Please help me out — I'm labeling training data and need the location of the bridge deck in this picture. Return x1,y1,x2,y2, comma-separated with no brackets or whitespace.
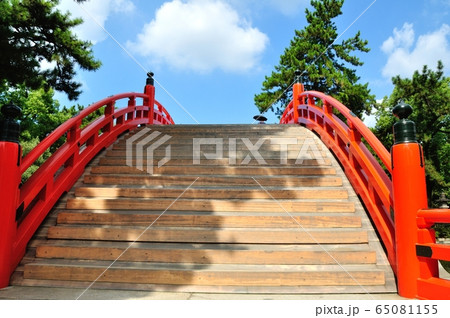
7,125,397,297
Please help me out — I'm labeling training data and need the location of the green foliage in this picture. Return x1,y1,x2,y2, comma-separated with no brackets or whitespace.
20,136,51,182
435,224,450,239
0,82,82,147
373,62,449,239
1,83,107,185
371,97,395,148
0,0,101,100
255,0,375,118
1,83,84,182
372,61,450,209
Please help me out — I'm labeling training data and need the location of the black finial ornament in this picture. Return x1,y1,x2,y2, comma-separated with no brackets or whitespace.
295,69,302,83
392,101,417,144
253,115,267,124
146,72,155,86
0,103,22,144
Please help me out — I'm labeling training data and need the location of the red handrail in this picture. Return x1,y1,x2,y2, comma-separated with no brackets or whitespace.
0,82,174,287
281,82,450,300
416,208,450,300
281,83,396,272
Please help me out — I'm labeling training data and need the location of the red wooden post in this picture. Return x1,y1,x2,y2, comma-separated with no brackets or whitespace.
0,104,22,288
144,72,156,125
103,101,114,133
292,70,304,123
391,101,437,298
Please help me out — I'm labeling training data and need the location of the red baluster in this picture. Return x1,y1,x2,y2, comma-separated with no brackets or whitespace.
0,104,22,288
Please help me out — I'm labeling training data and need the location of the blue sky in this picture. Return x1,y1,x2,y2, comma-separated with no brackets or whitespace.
55,0,450,125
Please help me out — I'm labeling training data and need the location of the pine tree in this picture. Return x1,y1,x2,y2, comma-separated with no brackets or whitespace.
0,0,101,100
255,0,374,118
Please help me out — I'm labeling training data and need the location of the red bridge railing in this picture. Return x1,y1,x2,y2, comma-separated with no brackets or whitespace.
1,73,448,300
0,74,174,287
281,79,450,300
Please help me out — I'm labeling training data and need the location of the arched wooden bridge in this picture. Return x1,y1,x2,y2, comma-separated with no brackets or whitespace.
0,74,449,299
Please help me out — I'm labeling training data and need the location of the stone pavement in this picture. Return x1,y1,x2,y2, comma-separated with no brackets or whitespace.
0,285,405,300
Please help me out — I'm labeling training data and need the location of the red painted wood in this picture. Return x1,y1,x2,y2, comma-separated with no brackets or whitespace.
280,85,450,300
0,83,173,288
281,89,395,273
0,142,21,287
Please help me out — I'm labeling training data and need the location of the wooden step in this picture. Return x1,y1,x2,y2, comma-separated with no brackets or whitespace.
99,157,332,166
46,226,368,244
13,124,396,295
105,150,329,159
56,211,361,228
74,187,349,200
90,165,336,176
66,198,355,213
23,261,385,286
123,128,315,136
116,133,323,141
120,141,326,150
124,124,313,135
35,242,376,264
83,175,343,187
116,139,323,149
122,129,315,138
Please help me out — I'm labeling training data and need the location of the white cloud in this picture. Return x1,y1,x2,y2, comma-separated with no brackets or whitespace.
127,0,269,73
381,23,415,54
381,23,450,78
58,0,135,44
